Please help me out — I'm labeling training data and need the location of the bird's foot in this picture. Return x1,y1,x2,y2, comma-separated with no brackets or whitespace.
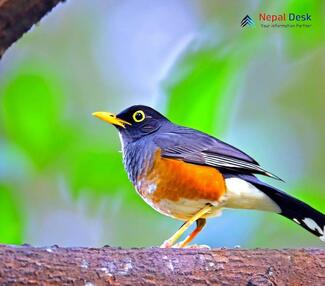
160,240,173,248
172,243,211,249
160,239,211,249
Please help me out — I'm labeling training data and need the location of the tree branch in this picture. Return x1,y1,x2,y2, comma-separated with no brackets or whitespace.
0,245,324,285
0,0,66,58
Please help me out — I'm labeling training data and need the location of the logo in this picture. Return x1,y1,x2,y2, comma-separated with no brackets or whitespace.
241,15,255,27
240,13,312,29
259,12,312,28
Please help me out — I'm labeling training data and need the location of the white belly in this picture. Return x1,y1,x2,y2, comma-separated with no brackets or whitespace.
141,195,224,221
137,177,280,221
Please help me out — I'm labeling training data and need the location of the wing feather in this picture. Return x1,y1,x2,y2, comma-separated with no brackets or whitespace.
153,126,282,181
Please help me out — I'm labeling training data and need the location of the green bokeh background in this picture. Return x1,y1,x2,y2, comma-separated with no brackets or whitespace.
0,0,324,247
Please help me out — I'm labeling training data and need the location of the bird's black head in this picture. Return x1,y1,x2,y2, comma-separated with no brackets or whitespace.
93,105,169,144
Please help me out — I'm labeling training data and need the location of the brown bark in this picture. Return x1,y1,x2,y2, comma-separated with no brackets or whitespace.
0,245,324,285
0,0,66,58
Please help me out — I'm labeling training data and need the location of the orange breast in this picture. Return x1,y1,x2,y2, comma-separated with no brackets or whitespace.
136,150,226,204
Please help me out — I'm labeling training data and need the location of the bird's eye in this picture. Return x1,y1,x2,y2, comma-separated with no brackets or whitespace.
133,110,145,122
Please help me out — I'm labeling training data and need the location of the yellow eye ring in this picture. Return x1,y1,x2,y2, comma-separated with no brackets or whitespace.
133,110,145,122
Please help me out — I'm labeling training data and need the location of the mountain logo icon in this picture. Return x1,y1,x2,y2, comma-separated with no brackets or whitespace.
241,15,255,27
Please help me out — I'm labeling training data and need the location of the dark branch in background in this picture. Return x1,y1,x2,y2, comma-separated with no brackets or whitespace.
0,246,324,285
0,0,66,58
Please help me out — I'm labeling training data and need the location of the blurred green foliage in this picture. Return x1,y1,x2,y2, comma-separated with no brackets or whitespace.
1,67,67,169
164,47,241,135
0,185,23,243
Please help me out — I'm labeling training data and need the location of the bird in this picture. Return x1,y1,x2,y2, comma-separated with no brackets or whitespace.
93,105,325,248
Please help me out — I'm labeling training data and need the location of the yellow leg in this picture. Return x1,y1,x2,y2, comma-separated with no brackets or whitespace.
178,218,206,248
160,204,212,248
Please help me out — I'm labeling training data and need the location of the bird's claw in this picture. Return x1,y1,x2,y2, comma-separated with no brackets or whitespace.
160,241,211,249
173,243,211,249
160,240,173,248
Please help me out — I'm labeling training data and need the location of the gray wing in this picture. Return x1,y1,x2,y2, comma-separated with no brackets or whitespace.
153,126,282,181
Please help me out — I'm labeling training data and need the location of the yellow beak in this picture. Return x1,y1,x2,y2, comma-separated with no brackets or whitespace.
92,111,131,128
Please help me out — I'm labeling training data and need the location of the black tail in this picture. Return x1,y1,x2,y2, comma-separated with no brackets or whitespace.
238,174,325,242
